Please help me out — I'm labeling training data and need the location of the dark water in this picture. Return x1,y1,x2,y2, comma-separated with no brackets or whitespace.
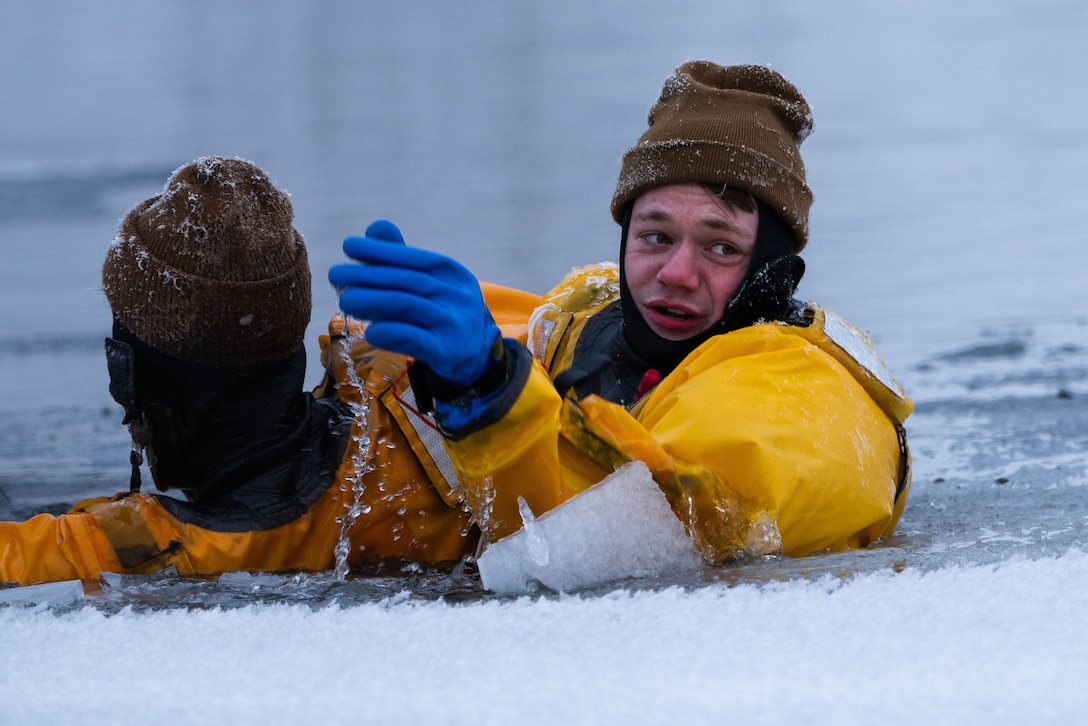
2,0,1087,607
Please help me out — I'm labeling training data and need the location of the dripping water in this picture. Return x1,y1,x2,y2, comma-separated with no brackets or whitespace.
332,316,374,579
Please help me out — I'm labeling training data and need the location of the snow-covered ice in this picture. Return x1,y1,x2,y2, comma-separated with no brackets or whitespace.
4,553,1087,724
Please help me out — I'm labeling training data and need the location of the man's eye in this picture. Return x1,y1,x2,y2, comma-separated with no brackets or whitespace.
709,243,738,256
643,233,670,245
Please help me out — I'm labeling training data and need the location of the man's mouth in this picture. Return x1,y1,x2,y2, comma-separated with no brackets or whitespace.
651,304,695,319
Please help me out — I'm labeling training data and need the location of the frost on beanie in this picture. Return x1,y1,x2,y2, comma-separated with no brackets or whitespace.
102,156,312,367
611,61,814,251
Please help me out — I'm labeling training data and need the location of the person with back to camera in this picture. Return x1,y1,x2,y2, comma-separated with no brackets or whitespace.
0,156,535,585
0,61,911,587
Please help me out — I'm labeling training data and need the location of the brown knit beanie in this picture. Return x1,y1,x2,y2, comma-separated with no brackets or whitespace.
611,61,814,251
102,156,311,367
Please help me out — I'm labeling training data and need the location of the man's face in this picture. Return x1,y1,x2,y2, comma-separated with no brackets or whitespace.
624,183,758,340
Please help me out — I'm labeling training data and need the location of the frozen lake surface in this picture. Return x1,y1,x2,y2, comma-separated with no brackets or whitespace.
2,1,1087,722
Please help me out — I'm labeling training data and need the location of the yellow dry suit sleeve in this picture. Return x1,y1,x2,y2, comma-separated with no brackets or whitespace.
0,509,123,585
0,491,339,586
440,352,609,543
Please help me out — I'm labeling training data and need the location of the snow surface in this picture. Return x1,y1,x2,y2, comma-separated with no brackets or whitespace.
3,0,1088,723
4,553,1087,725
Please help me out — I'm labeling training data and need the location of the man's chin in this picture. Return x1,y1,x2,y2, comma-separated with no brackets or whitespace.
650,323,713,341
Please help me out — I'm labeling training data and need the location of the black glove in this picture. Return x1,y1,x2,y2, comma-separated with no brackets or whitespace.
719,254,805,332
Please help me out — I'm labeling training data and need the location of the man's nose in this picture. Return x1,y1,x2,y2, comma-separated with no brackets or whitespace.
657,240,699,288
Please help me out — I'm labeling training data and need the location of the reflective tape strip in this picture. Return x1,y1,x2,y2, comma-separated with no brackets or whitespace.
821,310,907,401
395,385,460,493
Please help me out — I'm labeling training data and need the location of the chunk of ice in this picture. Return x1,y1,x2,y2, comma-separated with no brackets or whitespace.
477,461,703,593
0,578,85,607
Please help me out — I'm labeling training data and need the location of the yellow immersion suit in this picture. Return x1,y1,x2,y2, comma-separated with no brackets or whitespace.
443,263,913,561
0,266,911,585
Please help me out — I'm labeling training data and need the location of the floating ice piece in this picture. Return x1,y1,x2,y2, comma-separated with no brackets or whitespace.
477,461,703,594
0,578,84,607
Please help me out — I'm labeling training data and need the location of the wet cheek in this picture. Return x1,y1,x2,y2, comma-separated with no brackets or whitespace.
716,274,747,309
624,258,654,290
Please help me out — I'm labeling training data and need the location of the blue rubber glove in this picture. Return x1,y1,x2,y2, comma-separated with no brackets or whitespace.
328,220,501,388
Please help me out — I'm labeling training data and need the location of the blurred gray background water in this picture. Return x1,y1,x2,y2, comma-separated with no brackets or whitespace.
2,1,1086,573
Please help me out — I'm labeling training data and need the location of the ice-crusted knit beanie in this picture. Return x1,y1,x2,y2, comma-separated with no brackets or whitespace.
611,61,814,251
102,156,311,367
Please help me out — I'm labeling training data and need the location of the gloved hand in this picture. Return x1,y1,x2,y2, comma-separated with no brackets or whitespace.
328,220,501,388
720,254,805,331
